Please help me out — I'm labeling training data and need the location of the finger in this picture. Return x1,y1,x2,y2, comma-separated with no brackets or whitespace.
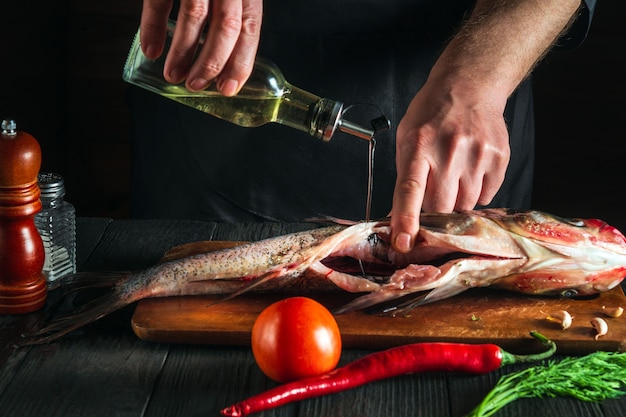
422,166,459,213
166,1,211,85
140,0,174,59
455,171,483,211
187,0,243,92
477,161,507,206
390,151,429,254
477,137,510,206
216,0,263,96
419,131,463,213
451,137,487,210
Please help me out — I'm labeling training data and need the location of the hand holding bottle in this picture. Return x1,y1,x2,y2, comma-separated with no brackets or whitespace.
140,0,263,96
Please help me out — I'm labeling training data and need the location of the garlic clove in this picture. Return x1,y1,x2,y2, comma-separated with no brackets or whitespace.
590,317,608,340
602,305,624,318
546,310,573,330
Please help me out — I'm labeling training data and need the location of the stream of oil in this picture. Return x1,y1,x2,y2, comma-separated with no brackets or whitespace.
359,137,376,277
365,137,376,222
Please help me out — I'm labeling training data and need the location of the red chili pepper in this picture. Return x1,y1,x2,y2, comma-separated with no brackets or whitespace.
221,331,554,417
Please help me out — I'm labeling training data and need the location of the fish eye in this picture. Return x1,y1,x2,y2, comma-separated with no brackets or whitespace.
560,289,579,298
568,219,585,227
550,213,585,227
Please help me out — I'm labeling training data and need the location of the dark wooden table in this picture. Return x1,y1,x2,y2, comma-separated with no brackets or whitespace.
1,218,625,417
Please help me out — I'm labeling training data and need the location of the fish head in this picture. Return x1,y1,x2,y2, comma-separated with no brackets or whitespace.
483,210,626,254
484,210,626,297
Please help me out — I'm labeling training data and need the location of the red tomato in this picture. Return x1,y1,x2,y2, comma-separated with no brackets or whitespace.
251,297,342,382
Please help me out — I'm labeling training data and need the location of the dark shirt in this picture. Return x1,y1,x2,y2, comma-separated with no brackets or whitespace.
128,0,595,222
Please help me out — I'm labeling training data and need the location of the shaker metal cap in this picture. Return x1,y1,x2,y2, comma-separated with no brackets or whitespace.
37,173,66,199
1,119,17,135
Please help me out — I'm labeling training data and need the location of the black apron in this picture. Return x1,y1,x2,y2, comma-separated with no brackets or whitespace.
128,0,592,222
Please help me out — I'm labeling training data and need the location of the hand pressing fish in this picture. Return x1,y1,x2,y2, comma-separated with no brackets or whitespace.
23,209,626,345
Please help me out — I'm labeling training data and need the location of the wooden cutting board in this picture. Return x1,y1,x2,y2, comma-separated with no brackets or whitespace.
131,241,626,354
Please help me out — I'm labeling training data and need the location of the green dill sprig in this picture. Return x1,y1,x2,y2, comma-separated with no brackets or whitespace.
467,351,626,417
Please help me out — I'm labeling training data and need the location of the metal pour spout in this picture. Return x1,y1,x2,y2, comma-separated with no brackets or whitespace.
315,99,390,142
339,113,391,141
339,120,374,140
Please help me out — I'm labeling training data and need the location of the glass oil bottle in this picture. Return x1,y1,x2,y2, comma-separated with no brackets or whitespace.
122,20,384,142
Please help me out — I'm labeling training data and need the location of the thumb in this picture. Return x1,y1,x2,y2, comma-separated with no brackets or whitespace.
390,172,426,253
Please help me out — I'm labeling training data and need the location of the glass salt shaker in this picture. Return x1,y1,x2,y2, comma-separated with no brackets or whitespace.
34,173,76,282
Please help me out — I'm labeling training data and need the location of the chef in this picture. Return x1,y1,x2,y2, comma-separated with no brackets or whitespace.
128,0,595,253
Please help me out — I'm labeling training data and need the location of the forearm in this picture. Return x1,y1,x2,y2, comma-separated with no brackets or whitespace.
430,0,582,106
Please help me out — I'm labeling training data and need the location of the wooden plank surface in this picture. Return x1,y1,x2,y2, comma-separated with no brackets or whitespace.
0,331,168,417
4,220,626,417
131,241,626,354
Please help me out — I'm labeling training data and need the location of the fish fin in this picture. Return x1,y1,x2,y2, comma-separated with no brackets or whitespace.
19,272,135,346
43,271,134,316
418,280,471,304
333,290,411,314
304,215,389,225
372,292,430,316
48,271,131,293
307,262,382,293
207,270,283,307
378,281,471,317
303,216,359,226
18,293,129,346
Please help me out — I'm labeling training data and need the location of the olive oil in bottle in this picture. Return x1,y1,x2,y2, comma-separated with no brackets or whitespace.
123,20,377,142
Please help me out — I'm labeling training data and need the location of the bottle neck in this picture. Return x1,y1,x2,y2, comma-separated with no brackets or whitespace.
272,85,336,141
278,86,380,141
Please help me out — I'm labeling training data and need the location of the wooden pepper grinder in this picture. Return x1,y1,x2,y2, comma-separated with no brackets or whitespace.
0,118,47,314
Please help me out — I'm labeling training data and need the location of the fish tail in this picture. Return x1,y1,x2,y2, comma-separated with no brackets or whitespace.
19,272,135,346
19,294,130,346
48,271,131,293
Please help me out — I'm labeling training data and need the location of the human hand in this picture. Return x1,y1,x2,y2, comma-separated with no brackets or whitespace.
387,0,583,254
389,76,510,253
140,0,263,95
